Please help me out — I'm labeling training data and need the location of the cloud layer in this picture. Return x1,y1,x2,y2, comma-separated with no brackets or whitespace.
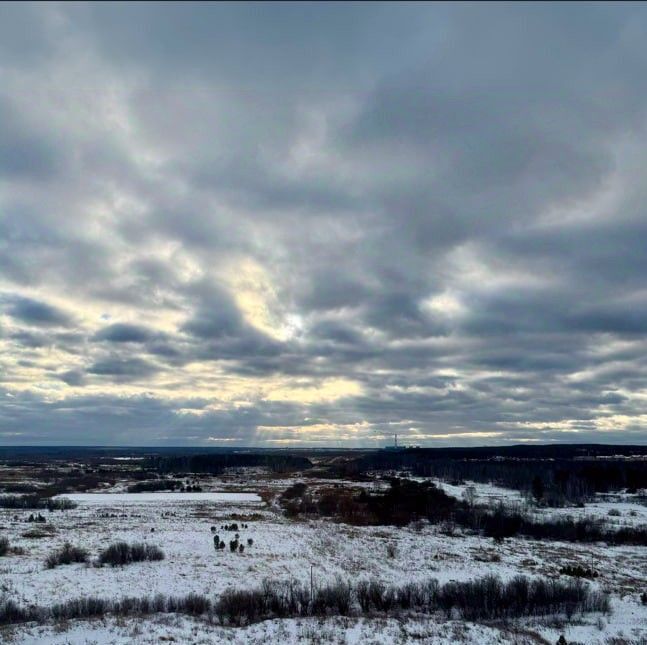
1,3,646,446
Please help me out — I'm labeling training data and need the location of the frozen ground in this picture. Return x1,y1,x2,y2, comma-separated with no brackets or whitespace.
1,479,646,644
0,613,550,645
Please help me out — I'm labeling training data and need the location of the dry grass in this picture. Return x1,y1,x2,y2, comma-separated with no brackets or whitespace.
21,526,57,539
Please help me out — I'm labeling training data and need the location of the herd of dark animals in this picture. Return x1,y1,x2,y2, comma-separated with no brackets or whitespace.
210,523,254,553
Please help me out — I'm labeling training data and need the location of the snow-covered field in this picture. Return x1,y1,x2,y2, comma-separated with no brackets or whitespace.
58,492,261,504
1,480,646,644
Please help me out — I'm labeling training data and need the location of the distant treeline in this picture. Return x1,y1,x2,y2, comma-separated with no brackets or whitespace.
126,480,181,493
147,453,312,475
366,444,647,460
350,450,647,505
0,495,77,511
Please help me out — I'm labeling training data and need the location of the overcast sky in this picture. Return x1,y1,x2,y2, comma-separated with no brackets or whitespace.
1,2,646,447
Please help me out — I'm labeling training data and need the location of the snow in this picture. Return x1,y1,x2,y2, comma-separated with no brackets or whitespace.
2,476,646,644
0,615,519,645
58,492,262,504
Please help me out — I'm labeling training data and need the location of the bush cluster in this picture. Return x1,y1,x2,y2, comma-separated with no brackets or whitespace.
45,542,89,569
98,542,165,567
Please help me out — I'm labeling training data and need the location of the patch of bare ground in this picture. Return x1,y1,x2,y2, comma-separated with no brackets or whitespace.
258,489,276,506
21,525,57,538
500,625,552,644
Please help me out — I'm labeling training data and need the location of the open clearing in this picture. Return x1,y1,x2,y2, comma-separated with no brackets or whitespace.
2,476,646,644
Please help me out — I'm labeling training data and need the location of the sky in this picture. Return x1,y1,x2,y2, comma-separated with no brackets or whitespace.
1,2,647,447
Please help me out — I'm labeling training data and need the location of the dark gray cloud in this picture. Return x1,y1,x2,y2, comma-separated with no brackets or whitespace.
2,295,73,328
94,323,155,344
0,3,646,445
87,357,160,382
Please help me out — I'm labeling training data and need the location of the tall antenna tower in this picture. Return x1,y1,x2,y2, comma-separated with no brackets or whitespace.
394,433,398,448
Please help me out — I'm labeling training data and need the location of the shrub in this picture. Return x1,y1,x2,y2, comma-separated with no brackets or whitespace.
0,573,609,628
0,594,39,624
177,593,211,616
434,574,608,621
98,542,164,567
0,536,9,556
216,587,266,625
356,579,395,612
45,542,89,569
281,482,308,501
311,579,352,616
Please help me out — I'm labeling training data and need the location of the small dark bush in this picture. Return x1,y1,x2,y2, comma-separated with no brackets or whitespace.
281,482,308,501
311,579,352,616
0,594,39,624
176,593,211,615
356,579,395,612
45,542,88,569
0,536,10,556
98,542,164,567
